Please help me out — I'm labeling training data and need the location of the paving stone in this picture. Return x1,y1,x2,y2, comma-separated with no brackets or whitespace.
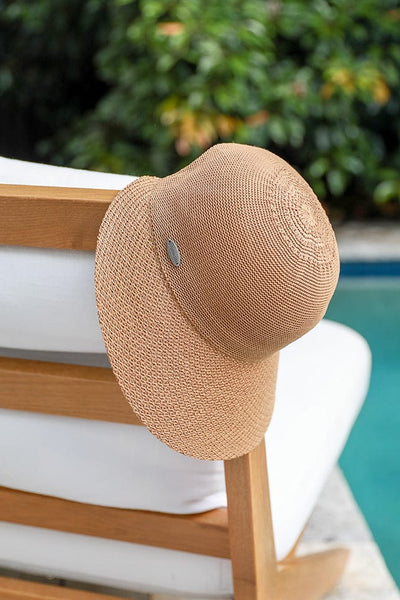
335,222,400,261
299,468,399,600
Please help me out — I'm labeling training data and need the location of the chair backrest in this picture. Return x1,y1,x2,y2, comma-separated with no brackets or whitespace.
0,181,233,560
0,181,348,600
0,183,139,425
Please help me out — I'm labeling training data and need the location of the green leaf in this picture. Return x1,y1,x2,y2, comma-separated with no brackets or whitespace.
327,169,347,196
309,157,329,178
268,118,287,145
374,181,400,205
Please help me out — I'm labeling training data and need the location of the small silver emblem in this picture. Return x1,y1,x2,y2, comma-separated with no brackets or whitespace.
167,238,181,266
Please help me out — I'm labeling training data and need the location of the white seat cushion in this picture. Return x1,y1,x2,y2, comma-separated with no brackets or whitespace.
0,157,372,596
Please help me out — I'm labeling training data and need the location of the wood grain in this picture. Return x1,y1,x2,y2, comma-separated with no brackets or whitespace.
224,438,277,600
0,487,230,559
0,184,115,250
0,575,123,600
277,548,350,600
0,356,140,425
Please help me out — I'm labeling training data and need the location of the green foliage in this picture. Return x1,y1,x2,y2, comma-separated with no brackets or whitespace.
1,0,400,218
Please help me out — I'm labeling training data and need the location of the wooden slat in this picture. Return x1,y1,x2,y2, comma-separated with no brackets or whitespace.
0,356,140,425
0,487,230,559
224,438,277,599
0,575,123,600
0,184,115,250
276,549,350,600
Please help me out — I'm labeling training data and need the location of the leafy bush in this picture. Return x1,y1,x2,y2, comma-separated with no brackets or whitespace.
1,0,400,219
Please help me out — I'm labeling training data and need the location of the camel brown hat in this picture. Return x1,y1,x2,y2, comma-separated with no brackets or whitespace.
95,143,339,460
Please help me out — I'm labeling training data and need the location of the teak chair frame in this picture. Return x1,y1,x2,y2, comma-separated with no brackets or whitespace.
0,183,348,600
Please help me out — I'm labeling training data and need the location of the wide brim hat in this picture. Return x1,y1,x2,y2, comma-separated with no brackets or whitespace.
95,144,339,460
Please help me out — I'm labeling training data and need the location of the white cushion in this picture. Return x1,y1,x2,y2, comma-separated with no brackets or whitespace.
0,155,136,189
0,156,136,353
0,157,372,596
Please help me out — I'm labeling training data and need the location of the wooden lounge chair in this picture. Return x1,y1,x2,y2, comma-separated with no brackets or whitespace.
0,158,371,600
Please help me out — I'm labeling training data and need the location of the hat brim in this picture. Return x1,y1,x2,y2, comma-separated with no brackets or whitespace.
95,176,279,460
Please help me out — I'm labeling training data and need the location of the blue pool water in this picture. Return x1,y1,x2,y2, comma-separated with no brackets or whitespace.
326,270,400,585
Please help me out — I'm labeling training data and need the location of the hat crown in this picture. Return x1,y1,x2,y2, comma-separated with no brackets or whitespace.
151,143,339,361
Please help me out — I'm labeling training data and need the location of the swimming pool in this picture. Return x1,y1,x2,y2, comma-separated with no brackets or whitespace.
326,268,400,586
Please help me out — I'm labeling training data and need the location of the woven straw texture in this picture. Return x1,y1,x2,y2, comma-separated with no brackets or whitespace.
95,143,339,460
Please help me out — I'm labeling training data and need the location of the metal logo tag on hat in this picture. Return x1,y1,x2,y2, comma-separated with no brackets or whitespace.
95,143,339,460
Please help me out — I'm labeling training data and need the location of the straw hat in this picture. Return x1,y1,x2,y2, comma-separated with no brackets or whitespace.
95,143,339,460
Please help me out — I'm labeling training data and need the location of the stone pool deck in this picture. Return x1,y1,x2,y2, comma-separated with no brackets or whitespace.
300,468,399,600
335,221,400,261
